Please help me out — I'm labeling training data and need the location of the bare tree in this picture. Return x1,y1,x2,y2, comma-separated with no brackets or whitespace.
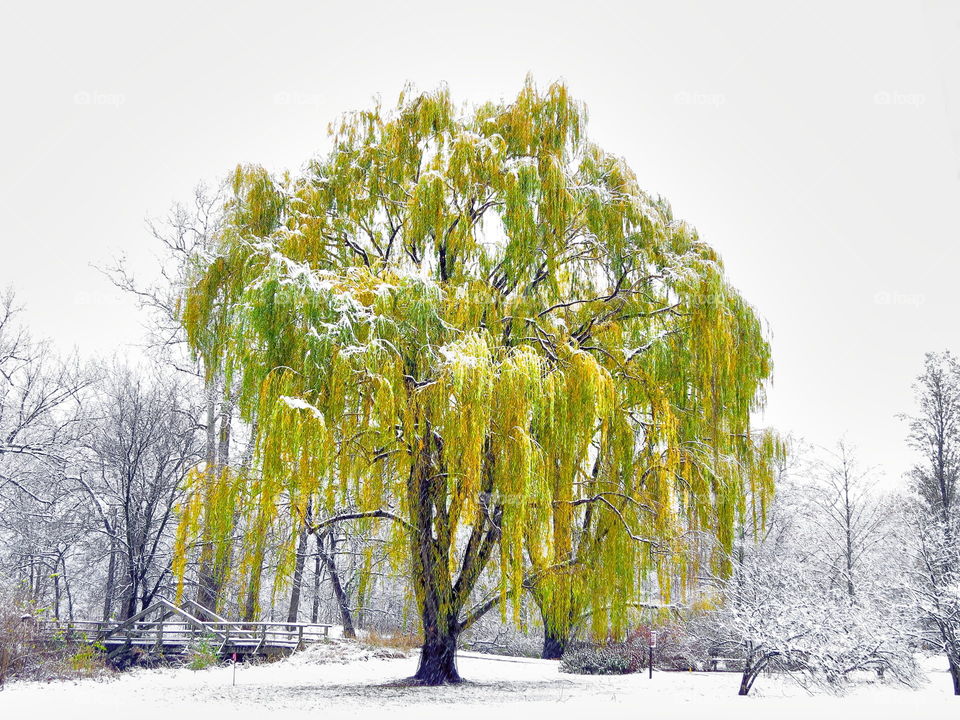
905,352,960,524
900,508,960,694
701,472,917,697
901,351,960,694
0,289,93,617
0,289,89,503
805,442,891,597
76,365,202,619
103,184,244,617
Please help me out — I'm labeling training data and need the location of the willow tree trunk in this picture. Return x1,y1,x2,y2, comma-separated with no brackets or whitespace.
408,428,462,685
401,425,504,684
414,607,460,684
532,586,580,660
207,383,235,615
541,627,567,660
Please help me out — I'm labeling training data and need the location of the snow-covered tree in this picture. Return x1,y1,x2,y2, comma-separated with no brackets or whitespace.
702,450,917,696
805,442,891,598
900,351,960,694
0,289,91,615
900,510,960,693
0,290,88,504
713,544,917,695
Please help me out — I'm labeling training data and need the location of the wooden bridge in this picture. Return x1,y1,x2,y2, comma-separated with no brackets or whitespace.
35,598,332,660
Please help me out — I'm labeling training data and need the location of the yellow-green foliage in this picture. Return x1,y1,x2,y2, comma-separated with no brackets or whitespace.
174,78,779,635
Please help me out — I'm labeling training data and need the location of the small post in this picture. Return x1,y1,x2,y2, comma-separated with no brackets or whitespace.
648,631,656,679
232,652,237,686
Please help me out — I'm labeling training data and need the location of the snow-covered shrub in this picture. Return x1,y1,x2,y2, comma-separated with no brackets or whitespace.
0,603,36,686
559,624,705,675
560,640,644,675
627,624,710,671
701,532,919,695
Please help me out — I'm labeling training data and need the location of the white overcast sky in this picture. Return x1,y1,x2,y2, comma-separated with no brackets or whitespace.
2,0,959,483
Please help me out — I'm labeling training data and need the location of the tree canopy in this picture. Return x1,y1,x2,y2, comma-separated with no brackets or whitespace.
175,79,780,683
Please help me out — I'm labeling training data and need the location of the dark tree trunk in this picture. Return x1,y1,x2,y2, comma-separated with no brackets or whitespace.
407,426,462,685
242,568,260,622
60,554,74,622
195,574,219,618
311,549,322,624
287,522,309,623
400,422,503,685
317,532,355,638
532,590,576,660
739,649,766,696
414,614,461,685
103,511,118,621
949,653,960,695
542,628,567,660
53,570,61,620
122,585,138,620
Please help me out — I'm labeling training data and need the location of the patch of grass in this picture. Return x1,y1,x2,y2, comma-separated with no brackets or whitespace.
363,629,422,652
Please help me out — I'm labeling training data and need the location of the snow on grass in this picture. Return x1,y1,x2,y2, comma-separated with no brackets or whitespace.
2,647,957,720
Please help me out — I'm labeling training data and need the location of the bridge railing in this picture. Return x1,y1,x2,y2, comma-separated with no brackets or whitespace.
31,600,332,654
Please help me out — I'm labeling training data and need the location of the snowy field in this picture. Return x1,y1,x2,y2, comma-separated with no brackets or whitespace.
1,644,956,720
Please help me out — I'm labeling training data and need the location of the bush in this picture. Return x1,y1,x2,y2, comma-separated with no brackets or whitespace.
69,642,107,673
0,606,36,686
560,641,644,675
183,636,220,671
0,600,111,685
629,623,712,671
559,622,714,675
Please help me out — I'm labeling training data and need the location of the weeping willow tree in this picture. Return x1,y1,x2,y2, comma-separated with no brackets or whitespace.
174,78,778,683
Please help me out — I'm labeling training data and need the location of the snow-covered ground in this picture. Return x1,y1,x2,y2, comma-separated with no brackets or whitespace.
1,644,956,719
